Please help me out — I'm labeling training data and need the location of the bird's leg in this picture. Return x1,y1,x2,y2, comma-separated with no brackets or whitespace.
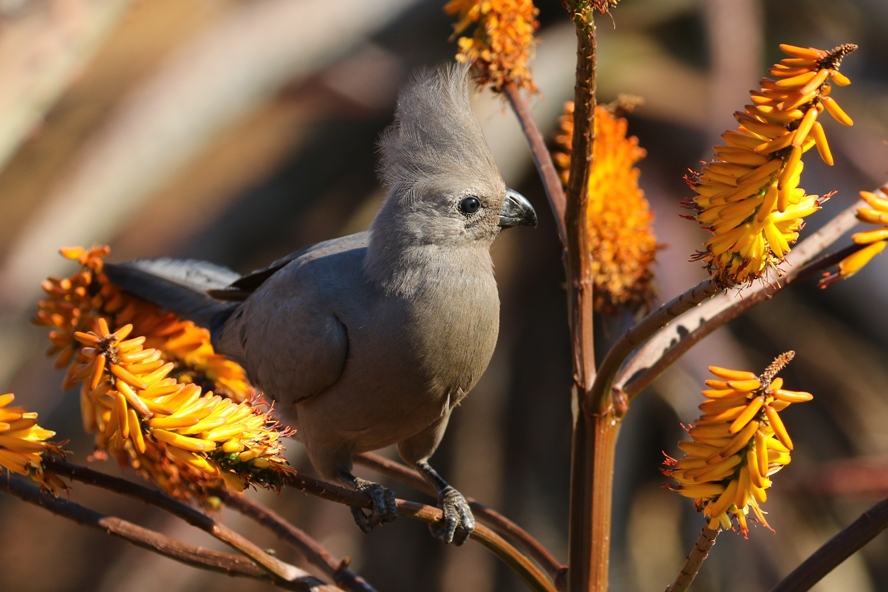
339,471,397,534
415,461,475,545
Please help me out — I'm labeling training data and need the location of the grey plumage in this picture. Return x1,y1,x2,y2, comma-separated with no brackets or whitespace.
104,64,536,544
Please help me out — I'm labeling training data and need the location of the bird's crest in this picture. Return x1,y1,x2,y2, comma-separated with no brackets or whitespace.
378,64,501,206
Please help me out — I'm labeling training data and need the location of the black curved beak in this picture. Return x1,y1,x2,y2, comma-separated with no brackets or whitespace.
498,189,538,229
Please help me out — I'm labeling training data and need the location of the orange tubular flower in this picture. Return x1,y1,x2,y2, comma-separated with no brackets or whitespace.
0,393,66,493
34,246,294,502
555,102,657,313
686,44,856,286
445,0,539,92
663,352,809,537
821,186,888,288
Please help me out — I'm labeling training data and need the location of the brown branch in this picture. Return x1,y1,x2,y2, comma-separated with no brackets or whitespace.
219,489,376,592
586,279,722,412
43,459,304,583
621,243,865,400
0,475,334,591
353,452,565,580
560,3,608,591
665,526,719,592
769,496,888,592
615,199,865,400
503,82,567,245
278,469,556,592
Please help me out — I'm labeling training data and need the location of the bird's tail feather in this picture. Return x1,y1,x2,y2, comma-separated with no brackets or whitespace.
104,258,240,331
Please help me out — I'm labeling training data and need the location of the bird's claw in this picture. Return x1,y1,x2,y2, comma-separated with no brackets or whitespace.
350,480,397,534
429,486,475,545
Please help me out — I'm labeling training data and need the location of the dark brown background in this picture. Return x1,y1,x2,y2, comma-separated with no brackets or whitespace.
0,1,886,590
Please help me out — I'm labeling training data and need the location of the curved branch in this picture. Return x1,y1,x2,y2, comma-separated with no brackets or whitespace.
770,495,888,592
278,469,556,592
503,82,567,245
584,279,722,412
0,476,333,591
353,452,565,579
615,199,863,399
219,489,376,592
42,459,304,583
621,242,864,399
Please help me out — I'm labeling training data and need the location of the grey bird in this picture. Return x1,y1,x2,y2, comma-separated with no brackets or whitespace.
104,64,537,545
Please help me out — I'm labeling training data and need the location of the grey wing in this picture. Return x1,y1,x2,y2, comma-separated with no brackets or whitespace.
216,280,350,407
104,258,240,328
209,232,370,301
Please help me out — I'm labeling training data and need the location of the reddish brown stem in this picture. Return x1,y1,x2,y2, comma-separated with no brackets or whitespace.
0,475,332,591
770,495,888,592
620,242,866,401
354,452,565,580
616,199,864,400
568,409,619,592
42,459,305,582
503,81,567,245
561,3,602,591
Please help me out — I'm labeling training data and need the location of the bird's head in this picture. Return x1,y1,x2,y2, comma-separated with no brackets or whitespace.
373,64,536,249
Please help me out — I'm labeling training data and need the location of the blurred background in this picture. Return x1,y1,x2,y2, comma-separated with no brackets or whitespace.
0,0,887,590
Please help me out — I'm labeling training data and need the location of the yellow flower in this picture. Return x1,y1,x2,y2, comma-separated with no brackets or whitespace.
0,393,66,493
554,102,657,313
36,245,254,403
686,44,856,286
821,186,888,287
444,0,539,92
35,246,294,502
663,352,810,537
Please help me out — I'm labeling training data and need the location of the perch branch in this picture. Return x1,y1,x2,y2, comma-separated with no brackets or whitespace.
354,452,565,579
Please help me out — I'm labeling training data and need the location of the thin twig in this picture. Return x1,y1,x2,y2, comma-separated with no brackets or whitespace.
503,81,567,245
770,496,888,592
354,452,565,579
279,471,556,592
219,489,376,592
0,476,333,591
42,459,305,582
665,526,719,592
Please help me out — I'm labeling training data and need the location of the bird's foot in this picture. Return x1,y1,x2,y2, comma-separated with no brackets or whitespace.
347,476,397,534
429,485,475,545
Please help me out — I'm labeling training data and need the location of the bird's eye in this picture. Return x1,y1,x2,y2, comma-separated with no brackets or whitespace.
459,196,481,215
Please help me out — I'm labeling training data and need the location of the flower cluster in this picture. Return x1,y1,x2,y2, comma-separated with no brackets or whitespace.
34,246,293,502
685,43,856,286
39,246,253,403
0,393,66,493
445,0,539,92
554,102,657,313
663,352,811,536
821,186,888,288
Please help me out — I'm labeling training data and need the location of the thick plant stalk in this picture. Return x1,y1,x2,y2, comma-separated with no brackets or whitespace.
562,3,603,591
